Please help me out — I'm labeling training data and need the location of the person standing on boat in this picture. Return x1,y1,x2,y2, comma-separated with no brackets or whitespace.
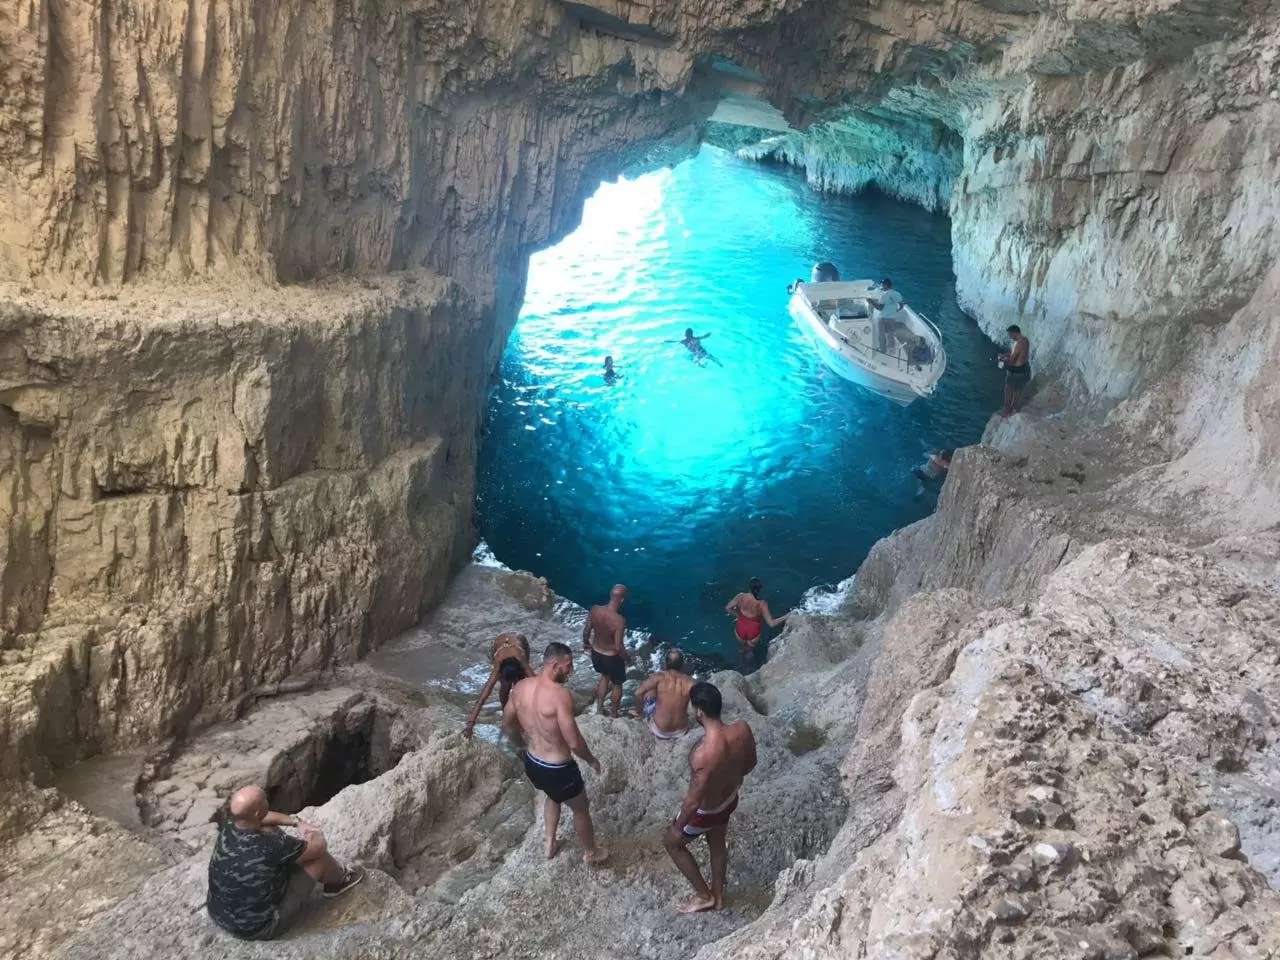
725,578,786,670
867,278,905,353
998,325,1032,416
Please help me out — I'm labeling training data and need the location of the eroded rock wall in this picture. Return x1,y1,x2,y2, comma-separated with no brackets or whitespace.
0,0,723,777
0,275,487,779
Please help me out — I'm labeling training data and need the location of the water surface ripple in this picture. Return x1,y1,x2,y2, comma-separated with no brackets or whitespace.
477,147,1002,667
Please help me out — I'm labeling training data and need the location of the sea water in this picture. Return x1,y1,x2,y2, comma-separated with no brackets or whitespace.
477,146,1003,669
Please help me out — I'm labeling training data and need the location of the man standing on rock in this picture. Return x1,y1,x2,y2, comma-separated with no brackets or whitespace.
634,647,695,739
663,682,757,914
998,324,1032,416
206,785,364,941
504,641,610,864
584,583,629,717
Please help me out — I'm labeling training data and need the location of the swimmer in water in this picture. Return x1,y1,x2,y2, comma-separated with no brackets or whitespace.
603,355,620,383
725,578,786,670
666,328,722,367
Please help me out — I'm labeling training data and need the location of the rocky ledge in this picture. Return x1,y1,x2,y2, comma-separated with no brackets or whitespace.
3,403,1278,959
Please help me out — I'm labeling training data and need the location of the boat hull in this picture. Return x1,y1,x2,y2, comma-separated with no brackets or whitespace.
788,291,922,406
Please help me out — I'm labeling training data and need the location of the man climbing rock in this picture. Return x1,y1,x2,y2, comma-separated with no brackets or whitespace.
633,647,695,739
504,641,609,864
206,785,364,941
584,583,629,717
464,631,531,738
663,682,757,914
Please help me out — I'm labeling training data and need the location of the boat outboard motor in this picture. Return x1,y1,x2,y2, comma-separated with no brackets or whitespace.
811,262,840,283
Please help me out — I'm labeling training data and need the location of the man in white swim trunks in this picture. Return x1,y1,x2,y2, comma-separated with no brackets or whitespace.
662,682,757,914
633,648,694,739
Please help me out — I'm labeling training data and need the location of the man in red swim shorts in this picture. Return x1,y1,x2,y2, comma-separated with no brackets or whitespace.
662,682,757,914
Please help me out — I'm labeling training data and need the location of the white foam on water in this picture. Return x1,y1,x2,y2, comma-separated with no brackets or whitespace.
798,572,858,616
471,541,511,570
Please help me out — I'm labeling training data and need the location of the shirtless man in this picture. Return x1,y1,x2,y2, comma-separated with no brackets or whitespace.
503,641,609,863
998,324,1032,416
663,681,757,913
464,632,531,739
584,584,629,717
633,648,695,739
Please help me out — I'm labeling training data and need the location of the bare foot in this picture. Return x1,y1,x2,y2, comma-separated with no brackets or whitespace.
713,891,724,910
583,846,610,866
677,894,717,915
545,835,561,860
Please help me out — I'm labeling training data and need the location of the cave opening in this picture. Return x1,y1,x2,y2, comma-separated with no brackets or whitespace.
476,144,1005,669
264,707,407,814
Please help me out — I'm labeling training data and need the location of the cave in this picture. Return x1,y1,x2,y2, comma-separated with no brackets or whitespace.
2,0,1279,957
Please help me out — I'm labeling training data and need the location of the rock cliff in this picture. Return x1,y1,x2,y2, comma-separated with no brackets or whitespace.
1,0,1279,958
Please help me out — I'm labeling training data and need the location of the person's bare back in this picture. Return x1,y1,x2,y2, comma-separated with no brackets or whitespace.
664,681,758,913
587,604,626,656
502,643,607,864
635,649,695,737
508,673,575,763
691,719,756,810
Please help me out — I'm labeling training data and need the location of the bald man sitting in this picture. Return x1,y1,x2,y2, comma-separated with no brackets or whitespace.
206,785,364,940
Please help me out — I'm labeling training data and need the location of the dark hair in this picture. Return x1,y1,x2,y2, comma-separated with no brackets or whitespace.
690,682,722,718
604,355,613,364
881,277,892,287
665,648,685,671
1007,325,1021,334
940,448,955,459
749,577,763,599
684,327,694,337
544,641,572,662
499,657,526,685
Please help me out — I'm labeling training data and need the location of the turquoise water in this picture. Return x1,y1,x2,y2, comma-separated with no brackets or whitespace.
477,147,1002,669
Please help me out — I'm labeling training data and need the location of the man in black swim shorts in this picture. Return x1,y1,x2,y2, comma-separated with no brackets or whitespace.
503,642,609,864
584,584,629,717
999,324,1032,416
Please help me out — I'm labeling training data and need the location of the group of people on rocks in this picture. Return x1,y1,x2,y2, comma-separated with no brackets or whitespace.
203,581,776,942
460,580,780,912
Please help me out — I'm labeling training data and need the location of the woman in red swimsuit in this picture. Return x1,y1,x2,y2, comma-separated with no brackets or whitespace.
725,578,786,669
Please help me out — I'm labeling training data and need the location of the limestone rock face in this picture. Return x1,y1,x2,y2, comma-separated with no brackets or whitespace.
0,275,485,778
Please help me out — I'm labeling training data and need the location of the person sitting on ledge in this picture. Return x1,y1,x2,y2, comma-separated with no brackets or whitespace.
206,785,364,941
633,647,695,740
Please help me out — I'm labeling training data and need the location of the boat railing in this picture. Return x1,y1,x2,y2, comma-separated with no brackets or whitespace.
913,309,944,345
831,326,932,372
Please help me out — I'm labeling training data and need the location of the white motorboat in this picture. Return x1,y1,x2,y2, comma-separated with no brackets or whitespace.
788,278,947,405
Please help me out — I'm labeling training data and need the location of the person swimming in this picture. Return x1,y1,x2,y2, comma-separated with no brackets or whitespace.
603,355,620,383
724,578,786,670
666,328,722,366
